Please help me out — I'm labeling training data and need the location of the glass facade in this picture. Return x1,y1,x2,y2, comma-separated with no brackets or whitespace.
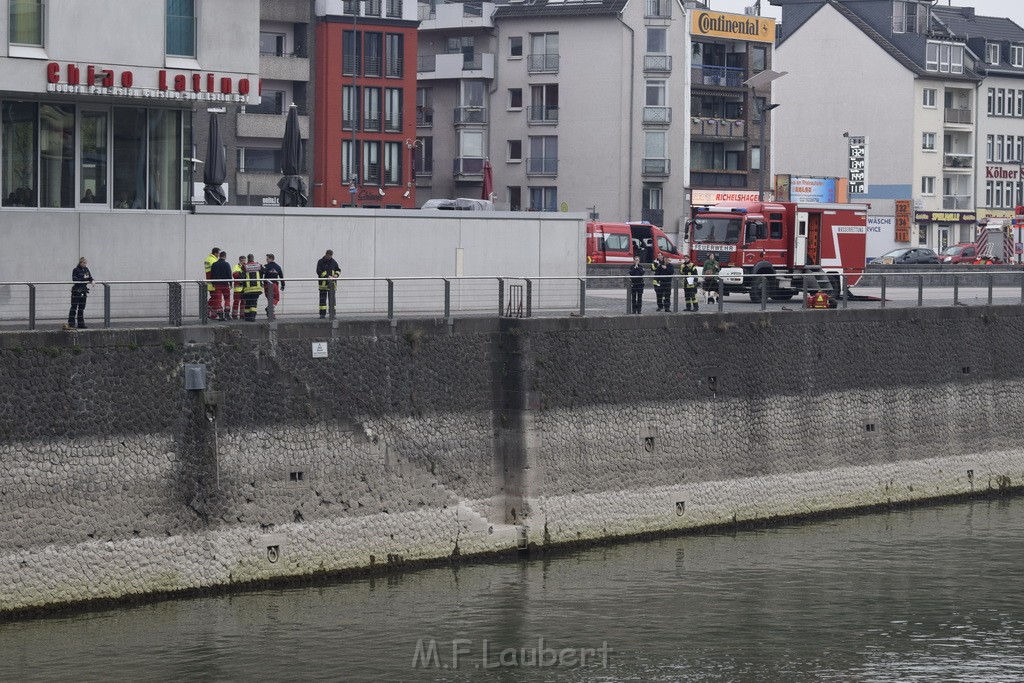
1,102,188,210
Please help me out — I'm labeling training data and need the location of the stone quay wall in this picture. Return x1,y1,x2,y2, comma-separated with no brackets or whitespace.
2,306,1023,614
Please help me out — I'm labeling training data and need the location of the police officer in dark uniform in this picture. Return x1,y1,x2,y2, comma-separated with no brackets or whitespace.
66,257,94,329
653,255,674,312
628,256,646,314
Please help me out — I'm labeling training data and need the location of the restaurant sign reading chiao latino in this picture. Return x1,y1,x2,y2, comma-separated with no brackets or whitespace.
690,10,776,43
44,62,260,104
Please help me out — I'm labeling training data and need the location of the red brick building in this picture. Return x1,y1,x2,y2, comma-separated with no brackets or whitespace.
314,1,418,208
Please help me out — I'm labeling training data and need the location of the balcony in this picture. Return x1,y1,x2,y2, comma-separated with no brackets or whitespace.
527,53,559,74
690,170,750,187
259,54,310,82
417,107,433,127
237,112,310,139
453,107,487,125
644,54,672,73
526,157,558,176
942,194,972,209
944,108,973,125
643,106,672,125
417,52,495,80
454,157,485,177
691,64,745,88
691,117,745,138
641,208,664,226
642,158,671,177
235,172,309,201
943,153,973,170
417,1,495,30
414,157,433,179
527,105,558,124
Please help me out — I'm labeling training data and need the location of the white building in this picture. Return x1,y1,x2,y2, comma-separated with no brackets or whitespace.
1,0,259,211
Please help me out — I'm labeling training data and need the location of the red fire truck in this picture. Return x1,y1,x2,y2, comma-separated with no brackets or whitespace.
586,221,686,264
685,201,868,302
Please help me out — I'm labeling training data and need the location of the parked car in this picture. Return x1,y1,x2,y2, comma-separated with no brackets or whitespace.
872,248,940,265
938,243,979,264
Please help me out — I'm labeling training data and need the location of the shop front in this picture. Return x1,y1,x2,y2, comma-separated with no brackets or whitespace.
914,210,977,251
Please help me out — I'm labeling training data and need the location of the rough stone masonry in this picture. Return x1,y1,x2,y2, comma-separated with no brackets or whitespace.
1,307,1022,614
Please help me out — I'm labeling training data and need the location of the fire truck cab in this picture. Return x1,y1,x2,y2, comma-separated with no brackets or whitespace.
685,201,868,302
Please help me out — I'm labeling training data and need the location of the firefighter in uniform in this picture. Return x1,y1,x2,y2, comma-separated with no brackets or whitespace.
316,249,341,319
680,254,700,311
653,256,674,312
231,255,245,319
242,253,263,321
203,247,221,320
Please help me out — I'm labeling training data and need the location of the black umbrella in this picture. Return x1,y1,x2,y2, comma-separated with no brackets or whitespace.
203,112,227,205
278,103,308,207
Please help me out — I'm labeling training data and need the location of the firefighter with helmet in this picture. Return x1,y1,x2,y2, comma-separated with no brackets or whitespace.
680,254,700,312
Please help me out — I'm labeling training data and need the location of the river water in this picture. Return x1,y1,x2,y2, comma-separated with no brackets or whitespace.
4,497,1024,682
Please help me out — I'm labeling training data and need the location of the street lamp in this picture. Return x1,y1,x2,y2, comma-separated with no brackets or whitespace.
743,69,787,201
404,138,423,202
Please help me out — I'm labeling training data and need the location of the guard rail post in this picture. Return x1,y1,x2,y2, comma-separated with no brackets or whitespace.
624,277,631,315
880,275,887,309
672,275,680,312
328,284,337,320
498,278,505,317
443,279,451,319
387,279,394,320
841,274,848,309
917,275,923,307
199,283,208,325
266,283,276,321
525,279,533,318
103,283,111,328
27,282,36,331
987,274,994,306
168,282,182,326
953,274,959,306
760,276,767,312
579,278,586,317
717,278,724,313
802,274,809,309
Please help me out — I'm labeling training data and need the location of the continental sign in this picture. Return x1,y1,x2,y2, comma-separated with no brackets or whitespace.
691,10,776,44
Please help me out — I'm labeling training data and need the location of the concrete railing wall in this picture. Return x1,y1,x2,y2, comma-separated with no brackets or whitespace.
2,306,1023,613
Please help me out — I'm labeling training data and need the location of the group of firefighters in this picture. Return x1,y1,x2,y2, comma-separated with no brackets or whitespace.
627,253,721,314
203,247,285,322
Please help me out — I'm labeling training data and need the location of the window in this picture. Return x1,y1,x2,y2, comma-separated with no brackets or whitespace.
166,0,196,57
413,136,432,176
997,135,1005,161
342,140,357,186
987,42,1001,65
385,34,403,77
363,87,381,131
460,130,484,160
921,176,935,195
529,186,557,211
462,80,485,108
893,0,927,34
416,87,432,127
362,140,381,185
343,30,362,76
529,84,558,123
343,86,359,131
922,88,936,107
646,80,666,107
384,88,402,132
1018,90,1024,117
528,136,558,175
260,32,285,56
647,28,666,54
2,102,38,207
9,0,44,45
383,141,402,185
1006,90,1015,117
987,135,994,162
364,33,383,77
922,132,936,151
507,140,522,162
1007,135,1015,161
988,88,995,115
447,36,473,54
997,89,1005,116
247,89,284,115
508,88,523,110
508,186,521,211
1013,45,1024,68
769,213,784,240
528,33,559,73
237,147,284,173
386,0,401,18
926,41,964,74
751,45,767,74
509,36,523,58
752,145,761,171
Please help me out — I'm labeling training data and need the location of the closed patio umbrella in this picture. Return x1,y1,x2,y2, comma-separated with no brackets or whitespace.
278,103,307,207
481,158,493,201
202,112,227,205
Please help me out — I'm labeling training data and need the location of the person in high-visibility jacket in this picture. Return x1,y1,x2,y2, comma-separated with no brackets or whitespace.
242,253,263,321
204,247,221,320
679,255,700,312
316,249,341,319
231,255,245,319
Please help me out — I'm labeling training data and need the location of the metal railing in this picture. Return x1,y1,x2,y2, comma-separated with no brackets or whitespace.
3,272,1024,331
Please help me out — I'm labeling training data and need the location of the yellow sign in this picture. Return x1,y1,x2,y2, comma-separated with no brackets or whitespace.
691,10,776,44
560,202,569,212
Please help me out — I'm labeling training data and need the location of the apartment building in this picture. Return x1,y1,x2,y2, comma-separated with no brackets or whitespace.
1,0,259,211
770,0,1024,252
313,0,419,208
